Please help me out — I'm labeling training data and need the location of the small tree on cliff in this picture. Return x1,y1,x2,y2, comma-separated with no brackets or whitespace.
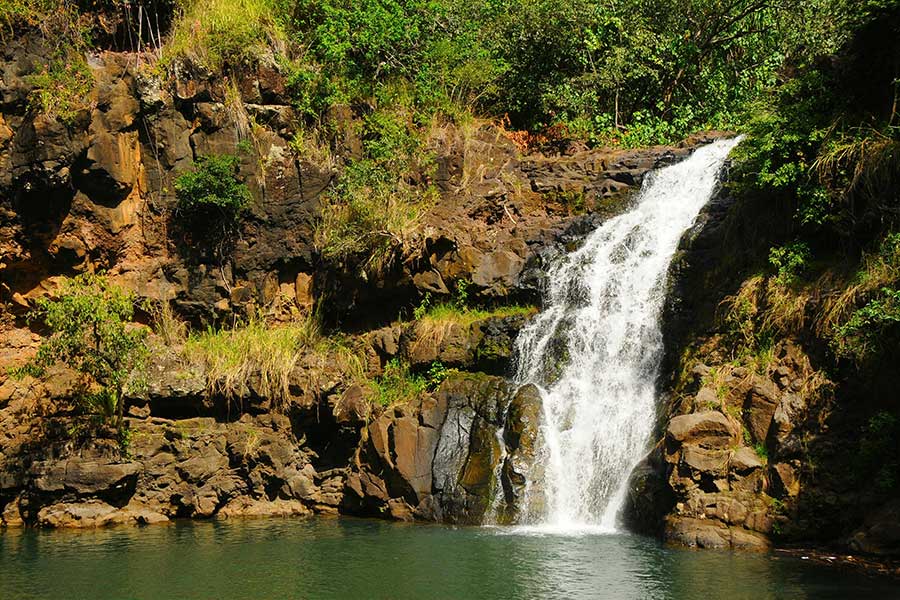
13,273,149,431
174,154,251,259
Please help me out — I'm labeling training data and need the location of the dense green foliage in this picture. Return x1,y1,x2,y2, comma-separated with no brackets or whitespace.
728,1,900,364
175,154,251,225
12,274,149,430
277,0,799,142
161,0,874,145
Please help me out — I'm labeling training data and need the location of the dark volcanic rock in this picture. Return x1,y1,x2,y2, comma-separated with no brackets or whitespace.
347,373,545,525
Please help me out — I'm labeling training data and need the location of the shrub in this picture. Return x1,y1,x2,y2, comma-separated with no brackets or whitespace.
426,361,450,390
175,154,251,224
769,242,811,285
12,274,149,430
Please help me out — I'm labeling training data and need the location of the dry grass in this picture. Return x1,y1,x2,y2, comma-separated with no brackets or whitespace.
315,176,433,274
289,125,336,172
148,300,188,346
184,312,321,406
814,129,900,207
760,282,811,336
818,238,900,336
224,78,252,143
180,309,372,408
163,0,287,71
723,274,810,344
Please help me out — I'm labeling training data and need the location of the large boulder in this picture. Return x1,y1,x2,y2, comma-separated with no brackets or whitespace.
666,411,737,449
347,373,546,524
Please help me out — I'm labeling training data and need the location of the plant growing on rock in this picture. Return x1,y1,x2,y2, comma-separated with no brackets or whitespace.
174,154,251,255
12,273,149,431
371,359,426,406
175,154,251,222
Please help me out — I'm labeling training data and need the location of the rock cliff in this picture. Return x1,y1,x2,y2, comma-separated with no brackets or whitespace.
0,27,705,529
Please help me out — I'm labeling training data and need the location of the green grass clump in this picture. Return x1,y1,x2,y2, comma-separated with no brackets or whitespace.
418,302,535,327
0,0,55,33
753,442,769,462
371,359,426,407
184,314,321,405
163,0,288,70
412,280,535,325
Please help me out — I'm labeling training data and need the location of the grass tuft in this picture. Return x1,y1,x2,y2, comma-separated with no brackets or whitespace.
163,0,288,71
184,313,322,406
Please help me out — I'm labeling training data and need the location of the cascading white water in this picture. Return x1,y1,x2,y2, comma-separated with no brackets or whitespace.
513,137,743,533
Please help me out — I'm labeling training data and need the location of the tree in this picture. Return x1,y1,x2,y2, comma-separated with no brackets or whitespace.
13,273,149,431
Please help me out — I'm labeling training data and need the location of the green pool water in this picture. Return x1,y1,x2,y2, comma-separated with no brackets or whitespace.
1,517,896,599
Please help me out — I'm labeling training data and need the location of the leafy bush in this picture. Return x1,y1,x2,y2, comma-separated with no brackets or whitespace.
769,242,811,285
426,361,450,390
833,287,900,361
175,154,251,223
12,274,149,430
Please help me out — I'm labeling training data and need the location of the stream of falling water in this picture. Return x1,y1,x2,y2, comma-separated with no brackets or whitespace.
512,137,743,533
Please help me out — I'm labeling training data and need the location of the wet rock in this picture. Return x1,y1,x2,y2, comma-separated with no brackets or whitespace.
350,373,546,525
501,384,544,519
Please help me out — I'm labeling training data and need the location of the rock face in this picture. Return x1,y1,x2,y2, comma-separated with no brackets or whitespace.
625,335,830,550
0,357,365,527
345,374,544,524
0,26,706,334
661,409,771,550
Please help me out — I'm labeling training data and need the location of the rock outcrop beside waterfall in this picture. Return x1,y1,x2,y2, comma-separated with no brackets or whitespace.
345,375,544,524
625,177,900,556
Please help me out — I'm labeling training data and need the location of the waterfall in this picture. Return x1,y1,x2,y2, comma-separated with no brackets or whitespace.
513,137,743,533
